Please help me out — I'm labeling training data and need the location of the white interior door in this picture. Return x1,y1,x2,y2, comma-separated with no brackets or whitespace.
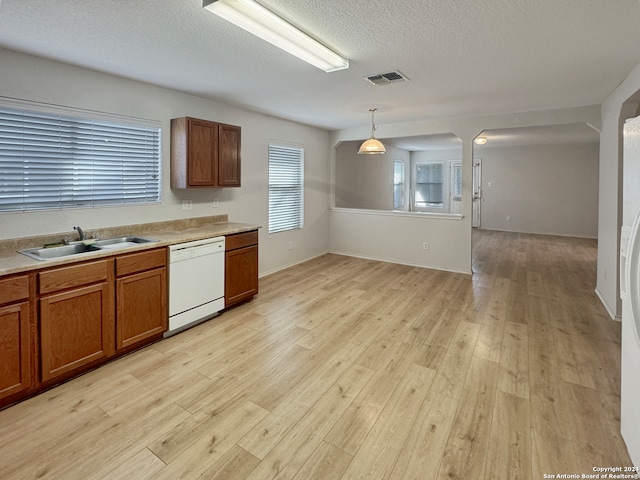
450,162,462,214
472,159,482,228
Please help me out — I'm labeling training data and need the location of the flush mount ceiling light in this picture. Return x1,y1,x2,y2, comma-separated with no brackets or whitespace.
202,0,349,72
474,136,488,145
358,108,386,155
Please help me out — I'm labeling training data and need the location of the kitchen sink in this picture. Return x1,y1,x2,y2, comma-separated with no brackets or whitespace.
19,236,159,261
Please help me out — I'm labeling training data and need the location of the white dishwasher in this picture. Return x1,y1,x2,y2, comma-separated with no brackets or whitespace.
166,236,225,336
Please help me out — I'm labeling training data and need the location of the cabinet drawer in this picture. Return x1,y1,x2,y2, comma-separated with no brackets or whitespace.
116,248,167,277
0,274,29,305
225,230,258,251
39,260,110,295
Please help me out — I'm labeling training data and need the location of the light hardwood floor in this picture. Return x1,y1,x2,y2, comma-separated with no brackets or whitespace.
0,230,632,479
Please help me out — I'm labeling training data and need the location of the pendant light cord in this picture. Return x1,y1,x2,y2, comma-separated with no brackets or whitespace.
369,108,378,138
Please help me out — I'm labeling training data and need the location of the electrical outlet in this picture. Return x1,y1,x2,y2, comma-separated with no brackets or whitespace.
422,242,429,250
288,241,293,250
212,197,219,208
506,215,511,222
182,200,192,210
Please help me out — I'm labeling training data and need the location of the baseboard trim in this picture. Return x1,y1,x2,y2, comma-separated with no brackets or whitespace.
259,250,330,278
595,287,620,321
328,249,472,275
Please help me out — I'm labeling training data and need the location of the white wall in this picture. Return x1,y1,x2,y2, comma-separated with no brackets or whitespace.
597,61,640,319
335,140,410,210
330,210,468,272
479,142,599,238
0,48,331,276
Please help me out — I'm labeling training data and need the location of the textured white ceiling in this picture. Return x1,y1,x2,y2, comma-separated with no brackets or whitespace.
1,0,640,131
383,123,599,151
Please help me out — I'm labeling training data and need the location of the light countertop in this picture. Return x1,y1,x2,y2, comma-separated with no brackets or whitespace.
0,215,261,276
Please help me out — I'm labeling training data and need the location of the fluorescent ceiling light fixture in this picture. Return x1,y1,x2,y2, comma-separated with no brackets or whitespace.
358,108,386,155
474,136,487,145
203,0,349,72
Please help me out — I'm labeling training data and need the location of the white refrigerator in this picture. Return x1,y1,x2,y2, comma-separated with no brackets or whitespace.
621,115,640,467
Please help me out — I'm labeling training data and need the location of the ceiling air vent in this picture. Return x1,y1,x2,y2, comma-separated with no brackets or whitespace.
364,70,409,86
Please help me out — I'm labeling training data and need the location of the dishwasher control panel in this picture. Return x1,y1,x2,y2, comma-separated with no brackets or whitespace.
169,237,225,263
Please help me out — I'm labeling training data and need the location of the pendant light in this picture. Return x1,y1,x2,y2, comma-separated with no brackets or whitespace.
358,108,386,155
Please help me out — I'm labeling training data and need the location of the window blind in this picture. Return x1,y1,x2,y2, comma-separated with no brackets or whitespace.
268,143,304,234
0,104,161,212
393,161,405,209
415,162,444,207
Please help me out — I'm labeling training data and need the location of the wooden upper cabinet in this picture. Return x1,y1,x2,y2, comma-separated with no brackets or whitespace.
171,117,241,188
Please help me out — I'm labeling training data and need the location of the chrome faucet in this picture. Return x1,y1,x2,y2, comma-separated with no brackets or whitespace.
74,226,86,241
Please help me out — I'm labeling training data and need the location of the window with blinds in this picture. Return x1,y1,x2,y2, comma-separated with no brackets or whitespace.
393,161,405,209
414,162,444,208
0,101,161,212
268,143,304,234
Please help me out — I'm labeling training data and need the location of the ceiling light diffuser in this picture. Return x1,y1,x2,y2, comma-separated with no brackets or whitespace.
203,0,349,72
358,108,386,155
474,136,487,145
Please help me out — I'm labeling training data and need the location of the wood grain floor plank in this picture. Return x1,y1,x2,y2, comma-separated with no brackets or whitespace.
238,342,364,459
429,320,481,399
483,391,531,480
150,401,269,480
7,403,190,480
435,357,499,480
340,363,435,480
497,321,529,399
243,363,374,480
291,441,353,480
324,341,415,455
88,448,165,480
563,381,627,472
388,389,458,480
199,445,261,480
474,277,509,362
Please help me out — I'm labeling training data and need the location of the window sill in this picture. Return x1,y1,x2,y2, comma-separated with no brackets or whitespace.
330,207,464,221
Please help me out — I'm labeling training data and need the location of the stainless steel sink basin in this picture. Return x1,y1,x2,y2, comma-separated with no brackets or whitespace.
19,236,159,261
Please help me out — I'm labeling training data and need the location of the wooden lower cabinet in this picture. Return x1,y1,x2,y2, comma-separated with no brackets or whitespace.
225,230,259,308
0,274,32,405
0,249,170,408
0,300,31,401
115,249,167,350
38,259,115,383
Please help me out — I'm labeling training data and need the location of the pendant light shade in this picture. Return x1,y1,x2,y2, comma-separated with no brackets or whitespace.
358,108,386,155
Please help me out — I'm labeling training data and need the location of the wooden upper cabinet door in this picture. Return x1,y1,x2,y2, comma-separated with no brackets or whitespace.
188,118,219,187
218,123,241,187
